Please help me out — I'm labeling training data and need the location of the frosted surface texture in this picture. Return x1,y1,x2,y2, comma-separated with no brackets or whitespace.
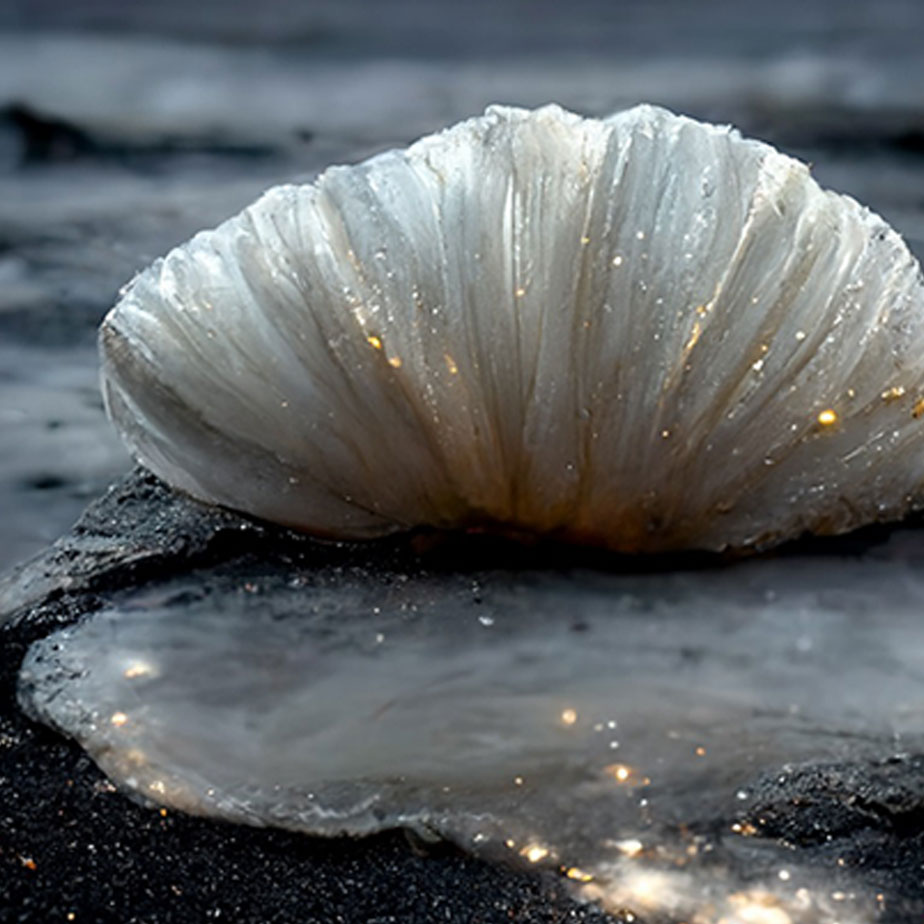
100,104,924,553
21,540,924,921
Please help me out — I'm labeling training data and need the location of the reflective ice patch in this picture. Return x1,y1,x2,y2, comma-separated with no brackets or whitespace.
20,545,924,921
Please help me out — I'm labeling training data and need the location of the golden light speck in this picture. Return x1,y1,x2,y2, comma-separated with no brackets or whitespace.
614,838,644,857
110,711,128,727
694,745,706,757
564,866,594,883
620,871,674,908
683,321,702,352
881,385,906,401
504,838,516,849
913,397,924,419
388,356,403,369
661,429,671,439
520,844,550,863
580,236,591,245
612,255,624,267
795,330,806,341
726,891,792,924
123,661,153,679
515,287,527,298
444,353,459,375
160,808,168,817
20,856,37,870
560,708,578,725
816,409,838,427
606,763,633,783
149,780,167,795
695,304,709,316
366,335,383,350
731,821,759,836
513,775,524,786
67,914,75,921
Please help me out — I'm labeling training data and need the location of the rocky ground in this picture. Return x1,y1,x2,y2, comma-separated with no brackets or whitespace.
3,1,924,921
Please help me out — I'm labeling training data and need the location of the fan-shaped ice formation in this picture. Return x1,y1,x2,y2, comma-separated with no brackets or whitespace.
101,104,924,553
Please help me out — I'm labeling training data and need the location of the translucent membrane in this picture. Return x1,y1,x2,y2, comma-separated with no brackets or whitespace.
20,537,924,922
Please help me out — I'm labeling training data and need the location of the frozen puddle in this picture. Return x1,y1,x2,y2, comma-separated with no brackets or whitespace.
20,537,924,922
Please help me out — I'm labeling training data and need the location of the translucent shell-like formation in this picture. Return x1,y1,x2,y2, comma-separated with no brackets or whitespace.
101,104,924,553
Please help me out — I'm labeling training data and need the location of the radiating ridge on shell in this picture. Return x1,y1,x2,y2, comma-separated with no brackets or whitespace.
100,103,924,553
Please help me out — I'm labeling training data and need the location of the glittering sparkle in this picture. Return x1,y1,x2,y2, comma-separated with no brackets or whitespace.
123,661,154,679
614,838,644,857
606,763,632,783
521,843,550,863
683,321,703,353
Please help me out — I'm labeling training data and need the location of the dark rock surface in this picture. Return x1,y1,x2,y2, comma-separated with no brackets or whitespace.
1,472,625,924
6,474,924,921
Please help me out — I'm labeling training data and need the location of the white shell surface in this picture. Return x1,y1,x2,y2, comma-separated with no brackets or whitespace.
100,104,924,552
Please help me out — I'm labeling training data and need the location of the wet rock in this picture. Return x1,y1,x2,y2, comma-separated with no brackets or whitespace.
6,472,924,920
0,471,627,924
